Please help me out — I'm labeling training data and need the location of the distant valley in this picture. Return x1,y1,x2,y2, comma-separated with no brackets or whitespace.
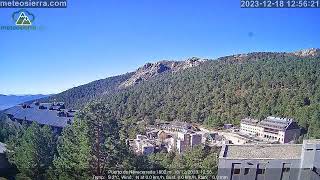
0,94,49,110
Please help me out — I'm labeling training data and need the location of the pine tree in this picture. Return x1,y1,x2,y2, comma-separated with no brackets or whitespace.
205,115,223,129
53,118,91,180
79,101,133,176
7,122,56,179
0,113,22,143
308,109,320,139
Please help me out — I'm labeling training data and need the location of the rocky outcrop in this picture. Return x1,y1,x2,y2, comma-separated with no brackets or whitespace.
119,58,206,88
293,48,320,57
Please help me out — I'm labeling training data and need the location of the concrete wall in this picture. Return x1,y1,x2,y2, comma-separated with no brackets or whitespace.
299,140,320,180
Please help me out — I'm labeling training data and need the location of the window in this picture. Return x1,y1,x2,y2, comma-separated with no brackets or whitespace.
257,168,265,174
256,163,267,178
281,163,291,180
244,168,250,175
233,168,241,175
312,167,320,174
283,167,290,172
231,163,242,176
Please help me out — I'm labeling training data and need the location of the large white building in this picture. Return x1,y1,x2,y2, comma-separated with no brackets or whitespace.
240,116,300,143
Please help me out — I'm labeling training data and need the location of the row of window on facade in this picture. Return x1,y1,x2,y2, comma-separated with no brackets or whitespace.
231,163,292,180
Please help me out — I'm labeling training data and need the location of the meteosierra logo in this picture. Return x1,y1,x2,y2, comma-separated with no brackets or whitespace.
12,9,35,26
0,9,44,30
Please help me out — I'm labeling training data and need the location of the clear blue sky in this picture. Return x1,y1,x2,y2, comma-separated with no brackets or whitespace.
0,0,319,95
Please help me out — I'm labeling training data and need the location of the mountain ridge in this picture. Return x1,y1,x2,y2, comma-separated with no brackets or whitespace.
37,48,320,110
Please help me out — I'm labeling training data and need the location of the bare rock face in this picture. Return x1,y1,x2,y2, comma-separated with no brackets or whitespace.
119,58,206,88
293,48,320,57
182,58,205,69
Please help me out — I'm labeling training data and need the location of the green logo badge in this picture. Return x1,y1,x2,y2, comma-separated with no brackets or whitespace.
12,9,35,26
16,12,32,26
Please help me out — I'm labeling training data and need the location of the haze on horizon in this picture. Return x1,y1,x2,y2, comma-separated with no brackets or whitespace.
0,0,319,95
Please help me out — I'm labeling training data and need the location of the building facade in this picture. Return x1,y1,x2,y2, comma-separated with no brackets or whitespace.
240,116,300,143
217,139,320,180
175,131,202,153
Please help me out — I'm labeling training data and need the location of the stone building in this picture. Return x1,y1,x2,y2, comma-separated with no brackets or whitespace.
175,131,202,153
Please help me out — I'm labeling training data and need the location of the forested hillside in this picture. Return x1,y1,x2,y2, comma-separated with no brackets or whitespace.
38,72,134,109
102,50,320,138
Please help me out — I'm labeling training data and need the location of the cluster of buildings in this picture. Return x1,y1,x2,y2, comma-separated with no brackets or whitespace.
3,102,77,132
160,122,203,153
130,116,303,157
130,121,218,155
